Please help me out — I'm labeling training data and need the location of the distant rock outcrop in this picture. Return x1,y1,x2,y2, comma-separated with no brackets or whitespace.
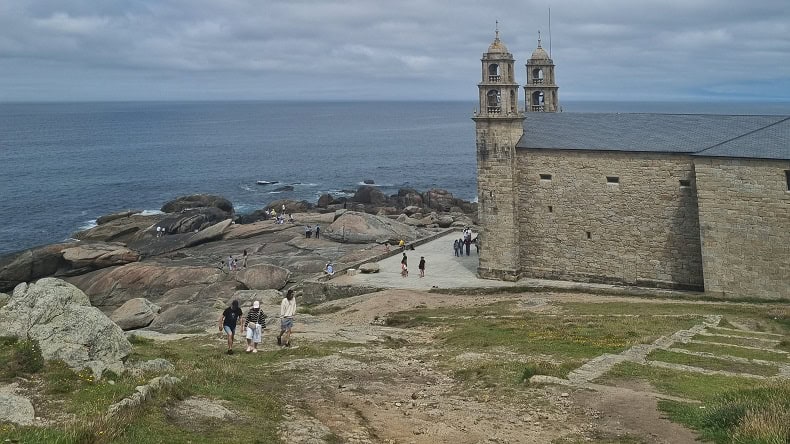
61,242,140,273
161,194,234,214
235,264,290,290
110,298,161,330
96,210,142,225
0,278,131,377
0,242,75,292
323,211,419,244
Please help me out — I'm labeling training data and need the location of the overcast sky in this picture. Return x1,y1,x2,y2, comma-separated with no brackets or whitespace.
1,0,788,102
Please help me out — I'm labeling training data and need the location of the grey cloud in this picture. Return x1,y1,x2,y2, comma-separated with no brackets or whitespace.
0,0,788,101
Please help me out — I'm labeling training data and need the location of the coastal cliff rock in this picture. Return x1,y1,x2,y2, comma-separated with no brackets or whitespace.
235,264,290,290
0,278,131,377
156,208,229,235
62,242,140,272
317,193,333,208
161,194,234,214
110,298,161,330
67,262,224,308
130,219,232,256
268,199,313,214
96,210,142,225
73,213,162,243
353,186,388,206
0,242,76,292
323,211,418,244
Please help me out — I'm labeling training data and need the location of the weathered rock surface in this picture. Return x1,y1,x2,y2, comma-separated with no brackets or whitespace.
0,278,131,377
0,292,8,307
352,185,387,206
268,199,313,214
359,263,380,274
111,298,161,330
96,210,142,225
317,193,333,208
73,214,161,243
0,242,75,292
129,219,232,257
156,208,230,235
161,194,234,214
438,215,455,228
323,211,420,244
235,264,290,290
128,358,174,374
62,242,140,271
67,262,224,308
0,384,35,426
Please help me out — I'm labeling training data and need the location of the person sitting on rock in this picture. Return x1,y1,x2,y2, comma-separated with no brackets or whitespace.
324,263,334,275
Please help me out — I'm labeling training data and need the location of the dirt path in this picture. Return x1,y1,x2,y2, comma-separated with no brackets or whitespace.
271,289,714,443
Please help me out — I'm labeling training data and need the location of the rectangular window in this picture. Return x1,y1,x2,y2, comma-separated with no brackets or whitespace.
679,179,691,187
786,170,790,191
540,173,552,181
606,176,619,184
586,231,591,239
548,205,553,213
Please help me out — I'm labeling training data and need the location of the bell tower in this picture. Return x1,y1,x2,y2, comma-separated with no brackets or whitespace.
472,24,525,281
524,32,559,112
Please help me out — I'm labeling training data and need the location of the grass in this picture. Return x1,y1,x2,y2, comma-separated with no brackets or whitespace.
694,333,780,349
0,335,351,444
299,303,348,316
706,327,783,339
673,342,788,363
660,379,790,444
0,336,44,381
647,349,779,377
595,362,757,401
388,303,700,360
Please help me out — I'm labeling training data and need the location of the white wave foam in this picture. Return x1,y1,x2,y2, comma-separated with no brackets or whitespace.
140,209,164,216
77,219,98,231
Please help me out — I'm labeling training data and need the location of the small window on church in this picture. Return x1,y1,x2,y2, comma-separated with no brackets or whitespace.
785,170,790,191
606,176,619,184
679,179,691,188
540,174,552,181
548,206,553,213
586,231,591,239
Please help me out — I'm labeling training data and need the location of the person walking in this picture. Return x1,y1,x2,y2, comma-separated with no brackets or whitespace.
244,301,266,353
277,290,297,347
453,239,459,257
400,252,408,277
242,249,248,268
218,300,243,354
418,256,426,278
314,225,320,239
465,237,471,256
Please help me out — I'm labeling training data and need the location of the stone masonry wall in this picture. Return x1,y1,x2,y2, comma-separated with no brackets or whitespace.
475,118,524,281
694,158,790,300
517,150,704,289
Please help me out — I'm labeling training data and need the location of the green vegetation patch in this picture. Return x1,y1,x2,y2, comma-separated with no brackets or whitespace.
659,380,790,444
694,333,780,349
673,341,789,363
389,303,700,360
0,336,44,381
647,349,779,377
596,362,756,402
706,327,784,339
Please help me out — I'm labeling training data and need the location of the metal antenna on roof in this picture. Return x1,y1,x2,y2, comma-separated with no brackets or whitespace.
495,20,499,40
548,7,552,57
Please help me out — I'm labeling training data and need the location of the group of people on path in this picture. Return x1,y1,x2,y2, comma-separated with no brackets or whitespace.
454,228,477,257
224,249,249,271
304,224,320,238
218,289,297,354
400,252,426,278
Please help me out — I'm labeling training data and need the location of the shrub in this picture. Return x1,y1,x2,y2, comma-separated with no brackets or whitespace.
700,380,790,443
1,338,44,379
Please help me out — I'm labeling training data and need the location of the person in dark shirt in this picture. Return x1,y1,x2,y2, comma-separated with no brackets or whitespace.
219,300,242,354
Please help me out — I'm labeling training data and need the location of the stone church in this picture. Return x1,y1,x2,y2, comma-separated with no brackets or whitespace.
474,30,789,300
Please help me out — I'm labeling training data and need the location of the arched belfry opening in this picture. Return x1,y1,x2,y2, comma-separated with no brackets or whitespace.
524,32,559,112
488,64,501,82
487,90,501,114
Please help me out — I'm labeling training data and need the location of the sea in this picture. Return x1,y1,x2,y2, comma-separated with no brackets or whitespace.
2,100,789,256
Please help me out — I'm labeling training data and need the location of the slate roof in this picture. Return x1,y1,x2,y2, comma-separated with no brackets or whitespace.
517,113,790,160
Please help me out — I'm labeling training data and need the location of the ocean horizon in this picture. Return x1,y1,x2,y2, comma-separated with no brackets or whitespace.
2,99,789,256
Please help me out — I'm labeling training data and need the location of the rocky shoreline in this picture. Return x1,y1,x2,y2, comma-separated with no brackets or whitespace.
0,185,477,334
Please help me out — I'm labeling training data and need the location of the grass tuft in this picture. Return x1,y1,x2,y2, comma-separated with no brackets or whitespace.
0,337,44,380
